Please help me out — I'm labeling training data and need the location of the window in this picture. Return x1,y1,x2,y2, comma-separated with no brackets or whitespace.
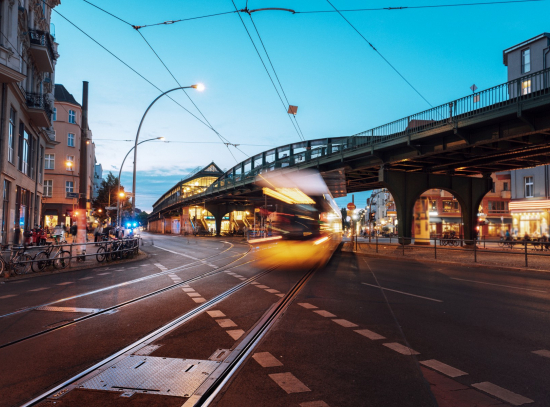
525,176,534,198
39,146,44,184
68,110,76,124
45,154,55,170
66,181,74,196
488,201,507,213
53,107,57,121
491,182,495,193
522,79,531,95
8,108,15,163
67,155,75,171
44,180,52,197
19,128,29,175
503,182,509,192
442,200,459,212
521,49,530,73
68,133,75,147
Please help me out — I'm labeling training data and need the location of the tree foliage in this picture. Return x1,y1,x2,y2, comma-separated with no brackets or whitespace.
92,172,131,223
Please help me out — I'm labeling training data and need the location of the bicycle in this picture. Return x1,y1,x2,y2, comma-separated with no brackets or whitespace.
0,245,33,276
32,240,71,272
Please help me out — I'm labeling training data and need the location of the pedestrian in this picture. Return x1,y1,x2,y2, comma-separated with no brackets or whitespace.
505,229,511,240
70,222,77,242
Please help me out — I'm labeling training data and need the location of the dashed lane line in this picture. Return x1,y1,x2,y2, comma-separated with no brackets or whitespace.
300,402,330,407
532,349,550,358
187,293,201,298
265,289,280,294
226,329,244,340
57,282,73,286
354,329,385,340
275,293,284,297
206,310,226,318
472,382,534,405
252,352,283,368
256,285,270,289
298,303,318,309
362,282,443,303
97,273,110,275
28,288,49,292
313,310,336,318
420,359,467,378
450,277,547,293
216,319,237,328
0,294,16,299
192,297,206,303
79,277,93,280
332,319,358,328
383,342,420,355
182,288,195,292
269,372,311,394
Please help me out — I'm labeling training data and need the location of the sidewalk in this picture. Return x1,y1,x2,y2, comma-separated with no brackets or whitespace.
343,241,550,272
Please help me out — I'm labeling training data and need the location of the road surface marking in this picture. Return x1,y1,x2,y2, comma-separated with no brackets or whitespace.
471,382,533,405
206,263,217,267
314,310,336,318
450,277,546,293
420,359,467,377
383,342,420,355
257,285,270,289
29,288,49,292
300,402,330,407
37,306,101,313
182,288,195,292
98,273,110,275
182,284,190,288
216,319,237,328
252,352,283,367
226,329,244,340
187,292,201,298
79,277,93,280
265,289,280,294
57,282,73,285
168,274,178,278
276,293,285,297
269,372,311,394
298,303,318,309
207,310,226,318
0,294,16,299
532,349,550,358
192,297,205,303
332,319,358,328
251,282,260,285
140,265,148,267
354,329,385,340
154,245,198,259
362,282,443,302
233,274,243,278
128,266,138,269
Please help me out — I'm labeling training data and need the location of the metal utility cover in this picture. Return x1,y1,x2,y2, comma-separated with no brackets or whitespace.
79,355,220,397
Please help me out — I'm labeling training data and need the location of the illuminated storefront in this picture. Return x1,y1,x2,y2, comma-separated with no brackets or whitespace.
510,199,550,237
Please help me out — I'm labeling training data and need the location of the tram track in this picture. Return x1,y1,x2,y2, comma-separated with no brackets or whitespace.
0,246,254,350
19,240,340,407
0,241,245,320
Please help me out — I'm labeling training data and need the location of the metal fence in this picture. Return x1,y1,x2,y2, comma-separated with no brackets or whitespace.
1,237,141,278
354,236,550,268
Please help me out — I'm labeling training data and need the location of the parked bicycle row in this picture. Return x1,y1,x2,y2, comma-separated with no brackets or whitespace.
0,237,141,277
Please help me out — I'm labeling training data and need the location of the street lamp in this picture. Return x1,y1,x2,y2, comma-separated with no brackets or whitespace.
117,137,165,226
66,160,77,219
131,84,204,216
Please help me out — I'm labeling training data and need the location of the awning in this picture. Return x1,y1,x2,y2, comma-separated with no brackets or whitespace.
486,217,513,224
429,216,462,223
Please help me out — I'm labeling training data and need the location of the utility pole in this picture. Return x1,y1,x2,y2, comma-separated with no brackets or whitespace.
79,81,89,210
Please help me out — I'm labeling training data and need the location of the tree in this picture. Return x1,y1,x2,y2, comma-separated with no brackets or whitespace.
136,210,149,226
92,172,131,223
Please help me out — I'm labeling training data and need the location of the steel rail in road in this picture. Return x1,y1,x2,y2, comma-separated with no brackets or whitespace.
18,264,280,407
151,67,550,215
0,246,253,350
0,241,241,320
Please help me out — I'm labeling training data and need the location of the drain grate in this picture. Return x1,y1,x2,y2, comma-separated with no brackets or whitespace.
79,355,220,397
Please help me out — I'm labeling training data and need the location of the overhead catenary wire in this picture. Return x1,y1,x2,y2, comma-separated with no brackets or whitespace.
325,0,433,108
230,0,305,142
247,14,306,141
297,0,543,13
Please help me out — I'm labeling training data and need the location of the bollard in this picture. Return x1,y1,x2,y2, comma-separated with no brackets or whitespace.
474,240,477,263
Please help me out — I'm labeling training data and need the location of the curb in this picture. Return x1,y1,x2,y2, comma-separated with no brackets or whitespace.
343,248,550,275
1,251,151,282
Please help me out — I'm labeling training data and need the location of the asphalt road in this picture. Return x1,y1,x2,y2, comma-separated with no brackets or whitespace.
0,233,548,406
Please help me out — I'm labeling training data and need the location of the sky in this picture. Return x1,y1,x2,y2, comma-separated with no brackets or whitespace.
51,0,549,212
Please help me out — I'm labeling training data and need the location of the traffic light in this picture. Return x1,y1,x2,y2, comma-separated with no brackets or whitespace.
369,212,376,221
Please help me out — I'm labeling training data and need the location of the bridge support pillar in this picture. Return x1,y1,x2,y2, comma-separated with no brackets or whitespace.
379,169,492,245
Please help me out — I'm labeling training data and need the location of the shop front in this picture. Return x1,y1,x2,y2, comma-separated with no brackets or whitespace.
511,211,549,237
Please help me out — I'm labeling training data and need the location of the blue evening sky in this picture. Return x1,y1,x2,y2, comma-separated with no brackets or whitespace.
51,0,548,212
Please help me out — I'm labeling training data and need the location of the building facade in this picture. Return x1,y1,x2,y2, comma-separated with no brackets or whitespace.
93,162,102,199
0,0,61,244
42,84,96,230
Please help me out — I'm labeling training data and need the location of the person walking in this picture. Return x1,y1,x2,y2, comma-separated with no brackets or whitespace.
70,222,77,243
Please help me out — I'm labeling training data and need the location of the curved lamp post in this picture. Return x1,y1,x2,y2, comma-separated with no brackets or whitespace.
131,84,205,216
117,137,165,227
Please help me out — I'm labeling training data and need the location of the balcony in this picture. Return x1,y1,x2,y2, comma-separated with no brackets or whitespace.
28,30,56,73
26,92,52,127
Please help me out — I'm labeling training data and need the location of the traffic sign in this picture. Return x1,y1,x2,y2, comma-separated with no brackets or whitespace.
105,206,117,210
347,202,356,210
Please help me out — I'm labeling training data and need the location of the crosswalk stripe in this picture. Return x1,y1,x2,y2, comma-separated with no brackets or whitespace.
472,382,533,405
420,359,467,377
383,342,419,355
268,372,311,394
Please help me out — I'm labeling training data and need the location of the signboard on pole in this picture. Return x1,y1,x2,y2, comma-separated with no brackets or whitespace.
76,210,87,256
347,202,356,211
105,206,117,210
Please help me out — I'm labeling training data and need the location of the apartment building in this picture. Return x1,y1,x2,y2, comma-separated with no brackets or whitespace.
0,0,60,244
42,84,96,230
